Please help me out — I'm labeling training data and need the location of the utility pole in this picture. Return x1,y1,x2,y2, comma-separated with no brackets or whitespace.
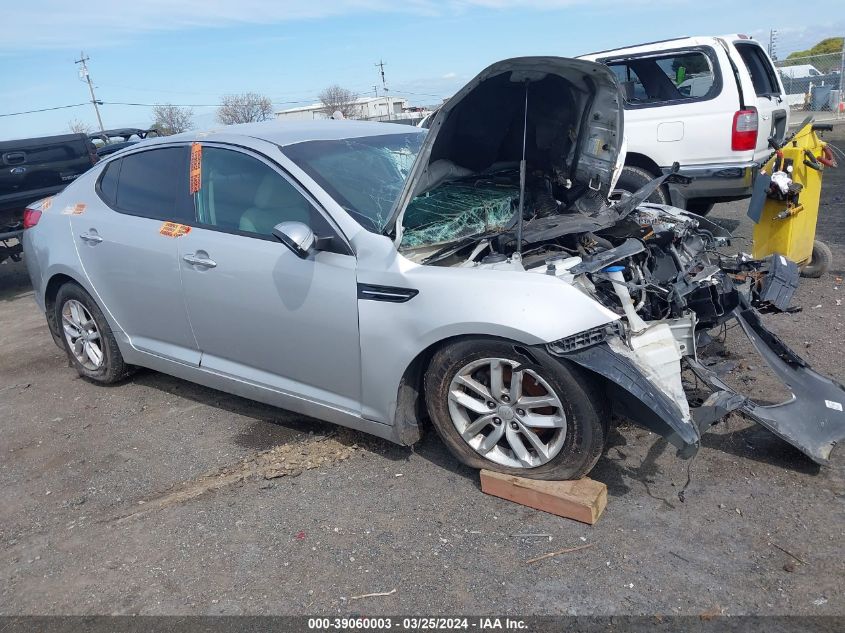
768,29,778,61
375,60,390,121
373,85,379,98
75,52,105,133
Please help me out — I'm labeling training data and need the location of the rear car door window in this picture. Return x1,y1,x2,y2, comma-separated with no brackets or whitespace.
735,43,780,96
97,159,120,206
604,49,719,106
111,147,192,221
194,146,332,238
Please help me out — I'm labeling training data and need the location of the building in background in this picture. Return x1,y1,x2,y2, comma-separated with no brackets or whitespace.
276,96,431,125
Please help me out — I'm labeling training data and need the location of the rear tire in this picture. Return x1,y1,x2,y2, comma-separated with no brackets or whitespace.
613,165,671,205
424,339,607,480
55,282,131,384
800,240,832,278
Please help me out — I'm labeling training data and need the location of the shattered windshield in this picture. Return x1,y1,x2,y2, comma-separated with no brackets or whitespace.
401,173,520,249
282,132,424,232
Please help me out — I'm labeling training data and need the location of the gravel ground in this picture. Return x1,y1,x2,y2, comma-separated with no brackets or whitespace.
0,145,843,617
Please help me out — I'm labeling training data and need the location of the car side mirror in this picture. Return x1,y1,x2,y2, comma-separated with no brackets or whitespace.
272,222,316,259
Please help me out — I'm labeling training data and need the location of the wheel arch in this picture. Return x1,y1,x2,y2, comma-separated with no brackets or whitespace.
623,151,663,177
43,272,88,348
390,334,547,446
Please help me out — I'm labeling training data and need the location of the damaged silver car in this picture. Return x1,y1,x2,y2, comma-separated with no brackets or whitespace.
24,57,845,480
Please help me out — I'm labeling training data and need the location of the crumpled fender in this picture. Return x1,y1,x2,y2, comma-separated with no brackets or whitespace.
553,341,701,456
555,307,845,465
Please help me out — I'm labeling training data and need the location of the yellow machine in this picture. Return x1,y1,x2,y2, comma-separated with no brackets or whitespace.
750,120,837,278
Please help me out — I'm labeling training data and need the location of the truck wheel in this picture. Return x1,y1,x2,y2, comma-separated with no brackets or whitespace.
800,240,832,278
55,282,131,384
424,339,607,480
613,166,671,205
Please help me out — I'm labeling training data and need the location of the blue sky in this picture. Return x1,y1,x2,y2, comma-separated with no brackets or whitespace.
1,0,842,140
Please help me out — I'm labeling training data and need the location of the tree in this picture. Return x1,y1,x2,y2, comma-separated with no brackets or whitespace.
318,85,359,119
68,118,93,134
216,93,273,125
783,37,844,72
151,104,194,136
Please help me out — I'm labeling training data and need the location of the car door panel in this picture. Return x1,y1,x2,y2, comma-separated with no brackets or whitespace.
179,144,361,413
178,229,360,411
70,148,200,366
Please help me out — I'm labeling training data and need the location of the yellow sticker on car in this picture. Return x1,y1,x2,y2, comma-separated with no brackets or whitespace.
159,222,191,238
41,197,54,211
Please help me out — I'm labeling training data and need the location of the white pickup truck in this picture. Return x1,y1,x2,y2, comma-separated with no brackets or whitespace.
580,35,788,214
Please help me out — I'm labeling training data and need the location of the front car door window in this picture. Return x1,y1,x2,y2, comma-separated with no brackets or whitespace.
194,146,332,239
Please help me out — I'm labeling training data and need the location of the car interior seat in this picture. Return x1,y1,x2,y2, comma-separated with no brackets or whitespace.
239,173,312,235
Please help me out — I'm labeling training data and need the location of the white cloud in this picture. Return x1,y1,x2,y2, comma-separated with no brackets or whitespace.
442,72,458,79
1,0,603,51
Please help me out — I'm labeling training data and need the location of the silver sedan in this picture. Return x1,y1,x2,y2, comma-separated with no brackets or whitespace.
22,57,845,479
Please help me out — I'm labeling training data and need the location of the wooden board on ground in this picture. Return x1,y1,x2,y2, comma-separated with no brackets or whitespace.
479,470,607,525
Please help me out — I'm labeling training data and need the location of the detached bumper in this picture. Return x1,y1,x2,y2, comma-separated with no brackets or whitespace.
662,160,757,207
689,309,845,464
552,308,845,464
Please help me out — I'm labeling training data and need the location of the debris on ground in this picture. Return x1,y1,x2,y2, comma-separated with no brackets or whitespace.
349,588,397,600
115,431,362,521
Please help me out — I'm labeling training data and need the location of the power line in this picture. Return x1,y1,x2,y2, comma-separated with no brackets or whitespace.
75,52,105,133
0,103,89,118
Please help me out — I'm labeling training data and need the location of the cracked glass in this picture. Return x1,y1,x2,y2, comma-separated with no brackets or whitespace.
282,132,424,233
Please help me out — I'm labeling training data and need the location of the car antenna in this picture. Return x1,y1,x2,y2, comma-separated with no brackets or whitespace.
515,80,529,259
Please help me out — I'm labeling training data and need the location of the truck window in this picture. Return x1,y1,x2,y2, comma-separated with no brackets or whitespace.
735,43,780,96
604,49,718,106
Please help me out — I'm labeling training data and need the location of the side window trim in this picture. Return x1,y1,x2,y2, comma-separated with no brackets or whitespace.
94,157,122,207
94,144,193,222
598,45,724,109
191,142,353,256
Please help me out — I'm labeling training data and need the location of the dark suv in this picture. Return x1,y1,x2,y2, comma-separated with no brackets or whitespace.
1,132,98,261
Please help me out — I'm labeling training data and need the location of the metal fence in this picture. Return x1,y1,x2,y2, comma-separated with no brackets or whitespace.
774,51,844,113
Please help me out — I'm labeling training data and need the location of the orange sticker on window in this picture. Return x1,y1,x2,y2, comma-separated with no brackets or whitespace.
189,142,202,194
159,222,191,238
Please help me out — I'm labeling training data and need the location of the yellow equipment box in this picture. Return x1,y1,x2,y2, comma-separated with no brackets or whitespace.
750,121,836,277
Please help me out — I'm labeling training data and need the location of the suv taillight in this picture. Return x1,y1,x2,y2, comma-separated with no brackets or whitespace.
22,207,42,229
732,108,758,151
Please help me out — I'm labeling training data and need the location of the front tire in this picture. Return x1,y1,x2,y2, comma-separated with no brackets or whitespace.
424,339,607,480
55,282,130,384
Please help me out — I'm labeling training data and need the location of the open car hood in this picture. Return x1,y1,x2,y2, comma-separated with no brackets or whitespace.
385,56,625,246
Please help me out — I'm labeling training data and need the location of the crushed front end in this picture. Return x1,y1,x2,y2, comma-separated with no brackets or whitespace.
534,204,845,464
389,56,845,465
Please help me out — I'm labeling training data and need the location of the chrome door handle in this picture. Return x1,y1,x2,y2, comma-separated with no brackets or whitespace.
79,232,103,244
183,253,217,268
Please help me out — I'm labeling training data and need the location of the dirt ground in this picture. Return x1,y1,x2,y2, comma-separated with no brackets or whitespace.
1,144,843,617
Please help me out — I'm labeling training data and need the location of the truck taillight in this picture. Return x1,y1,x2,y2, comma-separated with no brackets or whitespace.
22,208,42,229
732,108,758,151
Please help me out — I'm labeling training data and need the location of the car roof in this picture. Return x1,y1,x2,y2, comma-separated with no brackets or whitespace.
578,34,764,60
144,119,425,149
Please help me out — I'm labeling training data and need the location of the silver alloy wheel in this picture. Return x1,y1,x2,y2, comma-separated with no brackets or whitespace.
61,299,104,371
447,357,567,469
